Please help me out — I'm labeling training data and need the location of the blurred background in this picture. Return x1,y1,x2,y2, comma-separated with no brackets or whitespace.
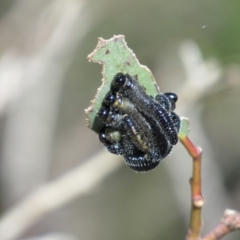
0,0,240,239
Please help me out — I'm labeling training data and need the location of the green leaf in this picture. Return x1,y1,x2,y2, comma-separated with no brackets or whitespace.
178,117,190,139
85,35,160,133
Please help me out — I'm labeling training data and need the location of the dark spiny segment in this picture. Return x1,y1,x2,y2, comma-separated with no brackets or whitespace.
155,93,181,135
103,92,161,154
122,115,150,152
110,93,153,137
99,127,140,156
111,73,142,96
112,73,179,145
170,111,181,133
99,127,124,155
102,139,130,155
155,93,172,111
123,115,165,159
98,104,151,152
97,104,150,156
98,106,138,155
124,114,167,163
143,113,172,158
163,92,178,111
124,116,172,172
101,139,126,155
123,115,138,133
98,106,123,129
120,138,144,156
151,101,178,145
124,154,160,172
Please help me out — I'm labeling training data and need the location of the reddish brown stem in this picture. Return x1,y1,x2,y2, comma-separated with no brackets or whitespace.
180,136,204,240
179,119,240,239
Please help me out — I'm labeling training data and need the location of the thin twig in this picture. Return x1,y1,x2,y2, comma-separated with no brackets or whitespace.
179,126,204,240
202,209,240,240
179,122,240,240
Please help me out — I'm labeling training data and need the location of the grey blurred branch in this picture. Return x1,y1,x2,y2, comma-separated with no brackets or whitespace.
23,232,79,240
203,209,240,239
0,150,122,240
0,0,90,204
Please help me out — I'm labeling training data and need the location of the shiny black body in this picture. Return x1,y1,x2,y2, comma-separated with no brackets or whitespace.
97,72,180,172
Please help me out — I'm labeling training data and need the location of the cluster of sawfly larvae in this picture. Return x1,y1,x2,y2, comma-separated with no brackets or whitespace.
97,73,181,172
